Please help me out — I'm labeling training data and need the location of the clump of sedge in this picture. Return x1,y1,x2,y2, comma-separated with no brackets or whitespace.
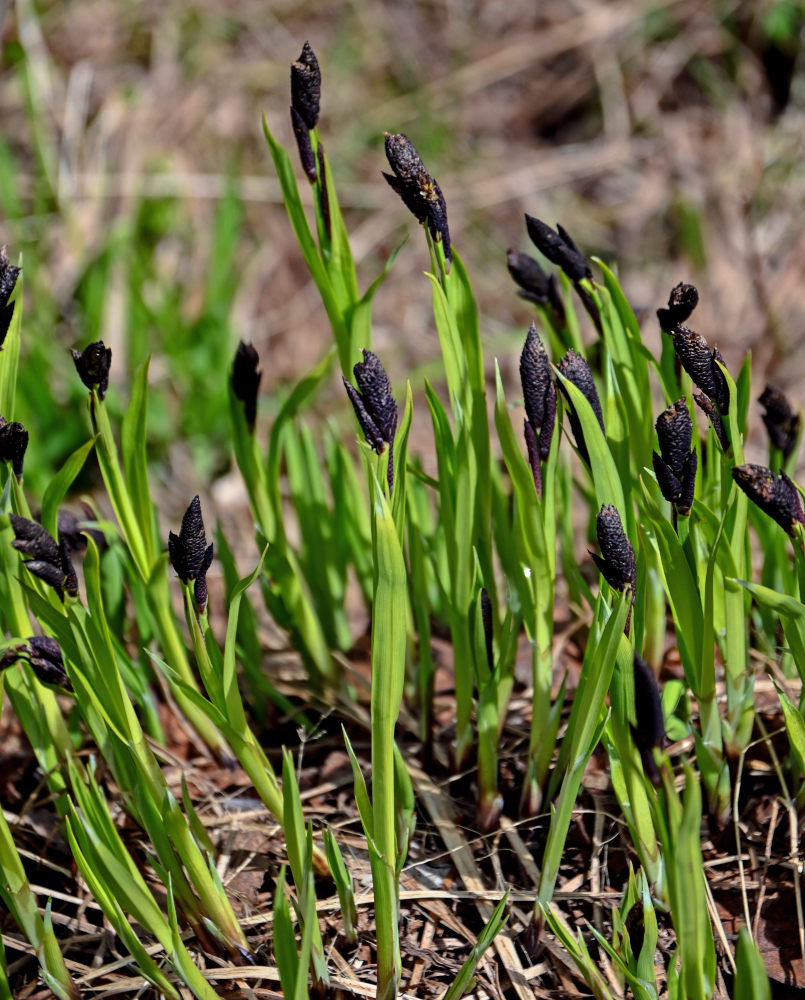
10,515,77,600
231,341,262,433
168,496,214,615
0,635,70,690
519,324,556,498
653,399,697,517
0,247,20,349
732,464,805,537
656,282,698,333
759,385,799,462
0,415,28,480
71,341,112,399
343,350,398,493
630,653,665,784
383,132,451,262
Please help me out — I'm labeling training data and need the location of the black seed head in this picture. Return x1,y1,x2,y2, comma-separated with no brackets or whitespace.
507,250,551,305
678,449,697,515
290,41,321,130
383,133,451,260
655,399,692,477
344,349,397,455
630,653,665,784
290,106,317,182
732,464,805,537
0,247,19,349
0,636,70,689
672,327,729,413
523,419,542,499
0,416,28,480
524,215,592,282
693,391,729,451
10,515,60,564
232,341,262,433
759,385,799,461
24,559,67,592
168,495,213,596
71,341,112,399
652,451,683,507
520,324,555,459
558,349,604,430
657,282,698,332
592,504,635,591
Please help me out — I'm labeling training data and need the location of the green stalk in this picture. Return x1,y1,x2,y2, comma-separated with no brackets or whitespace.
369,461,408,1000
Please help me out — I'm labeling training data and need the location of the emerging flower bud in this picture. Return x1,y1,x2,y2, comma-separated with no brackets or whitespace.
732,464,805,537
519,323,556,461
759,385,799,461
317,144,331,241
290,105,317,183
290,41,321,130
630,652,665,784
231,341,262,433
383,132,451,261
0,635,70,690
524,215,592,283
591,504,635,592
0,416,28,480
656,282,699,333
0,247,20,349
343,350,398,494
557,349,603,465
653,399,697,515
71,341,112,399
671,326,729,413
168,495,214,613
10,515,76,600
507,250,551,305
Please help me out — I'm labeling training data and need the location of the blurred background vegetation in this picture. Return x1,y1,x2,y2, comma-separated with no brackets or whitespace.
1,0,803,502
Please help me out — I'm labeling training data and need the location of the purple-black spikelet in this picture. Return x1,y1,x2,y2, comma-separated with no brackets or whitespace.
590,504,635,592
656,282,698,333
653,398,697,514
524,215,592,283
290,41,321,130
0,635,71,689
10,515,76,600
0,247,20,349
0,416,28,480
630,652,665,784
519,323,556,461
732,464,805,537
671,326,729,413
231,341,262,433
168,495,214,613
71,341,112,399
383,132,451,261
759,385,799,461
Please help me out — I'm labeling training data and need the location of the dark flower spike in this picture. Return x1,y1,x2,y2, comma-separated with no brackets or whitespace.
671,326,729,413
507,250,551,305
630,653,665,785
71,340,112,399
0,415,28,480
290,41,321,130
0,246,20,349
524,215,592,283
480,588,494,673
169,496,214,613
0,636,71,690
290,105,317,183
759,384,799,461
657,282,699,333
693,391,729,452
383,132,451,261
58,506,106,552
732,464,805,537
343,350,397,452
10,514,60,564
558,349,604,431
23,560,67,591
520,323,556,461
590,504,635,593
231,341,262,433
653,398,697,515
524,419,542,499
